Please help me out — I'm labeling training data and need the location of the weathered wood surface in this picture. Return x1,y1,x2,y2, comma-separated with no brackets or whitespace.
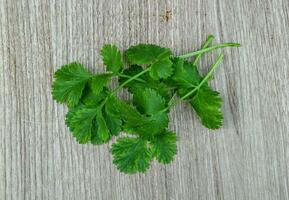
1,0,288,199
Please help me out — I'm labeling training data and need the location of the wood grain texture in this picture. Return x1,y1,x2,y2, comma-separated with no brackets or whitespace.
1,0,288,199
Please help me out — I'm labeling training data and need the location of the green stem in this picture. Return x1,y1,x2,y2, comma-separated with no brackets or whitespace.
117,73,146,83
193,35,214,66
179,43,240,59
161,53,224,112
168,92,177,107
103,67,151,106
113,67,151,93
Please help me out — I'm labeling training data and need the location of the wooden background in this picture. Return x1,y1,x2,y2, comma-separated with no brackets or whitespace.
1,0,288,199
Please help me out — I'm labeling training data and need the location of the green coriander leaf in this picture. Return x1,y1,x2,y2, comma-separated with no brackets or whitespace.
66,106,97,144
144,81,171,102
66,95,122,144
91,74,112,95
65,104,84,133
90,96,122,144
171,58,202,97
81,87,108,106
125,44,173,80
101,44,123,74
109,97,150,133
95,108,110,141
132,89,169,139
105,96,122,117
149,58,173,80
104,102,122,136
191,85,223,129
124,111,168,140
147,112,169,137
103,112,122,136
91,119,105,145
125,44,172,65
109,96,168,139
133,88,166,115
111,96,146,125
152,130,177,164
52,62,92,107
111,137,152,174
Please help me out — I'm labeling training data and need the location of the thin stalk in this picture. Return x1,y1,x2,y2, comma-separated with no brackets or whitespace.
103,67,152,106
193,35,214,65
179,43,240,59
117,73,146,83
113,67,151,93
167,92,178,107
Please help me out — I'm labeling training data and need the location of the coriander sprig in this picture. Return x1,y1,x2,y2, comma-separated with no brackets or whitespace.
51,35,240,174
160,53,224,113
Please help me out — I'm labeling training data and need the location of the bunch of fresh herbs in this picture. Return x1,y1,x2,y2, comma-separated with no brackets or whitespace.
51,35,240,174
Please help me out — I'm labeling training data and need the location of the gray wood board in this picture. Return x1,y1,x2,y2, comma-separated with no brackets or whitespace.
1,0,289,199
